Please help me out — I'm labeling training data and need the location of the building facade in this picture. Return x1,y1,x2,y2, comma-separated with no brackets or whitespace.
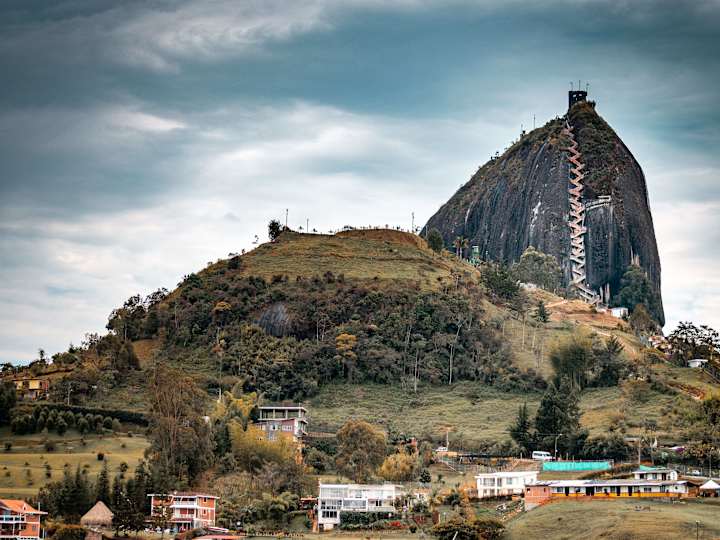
475,471,539,498
148,493,218,531
317,483,400,531
524,478,688,508
0,499,46,540
256,405,308,443
12,379,49,401
633,468,678,481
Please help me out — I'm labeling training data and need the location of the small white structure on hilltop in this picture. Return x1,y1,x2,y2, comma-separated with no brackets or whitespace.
610,307,629,319
317,483,400,531
475,470,539,498
688,358,708,368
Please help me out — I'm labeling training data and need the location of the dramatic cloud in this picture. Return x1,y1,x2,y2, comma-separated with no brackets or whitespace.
1,0,719,363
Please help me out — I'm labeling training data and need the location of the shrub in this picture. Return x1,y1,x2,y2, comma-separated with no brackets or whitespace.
431,516,504,540
52,524,87,540
97,452,104,461
43,439,56,452
4,442,11,452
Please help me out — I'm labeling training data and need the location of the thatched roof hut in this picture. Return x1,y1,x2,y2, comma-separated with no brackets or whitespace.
80,501,114,528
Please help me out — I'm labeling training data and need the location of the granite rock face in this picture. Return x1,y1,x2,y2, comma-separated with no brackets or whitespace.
423,101,664,324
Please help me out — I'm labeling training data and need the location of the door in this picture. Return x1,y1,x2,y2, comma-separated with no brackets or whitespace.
586,487,595,496
564,487,570,496
616,486,621,496
628,486,633,496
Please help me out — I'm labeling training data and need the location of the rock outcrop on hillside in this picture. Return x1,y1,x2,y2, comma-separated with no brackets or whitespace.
423,98,664,324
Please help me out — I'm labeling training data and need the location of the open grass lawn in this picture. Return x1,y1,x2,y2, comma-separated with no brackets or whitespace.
0,427,149,498
506,499,720,539
308,383,687,447
308,382,537,447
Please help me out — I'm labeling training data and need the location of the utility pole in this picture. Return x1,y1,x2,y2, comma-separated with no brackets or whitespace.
411,212,415,234
285,209,288,228
306,218,309,233
554,433,563,460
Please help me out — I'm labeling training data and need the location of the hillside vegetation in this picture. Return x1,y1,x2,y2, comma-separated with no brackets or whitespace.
6,229,715,454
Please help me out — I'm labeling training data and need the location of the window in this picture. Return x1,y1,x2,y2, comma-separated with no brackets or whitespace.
643,487,652,493
322,511,338,519
282,425,292,431
506,477,514,485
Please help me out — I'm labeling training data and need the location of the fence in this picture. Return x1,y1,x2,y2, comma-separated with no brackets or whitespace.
542,460,612,472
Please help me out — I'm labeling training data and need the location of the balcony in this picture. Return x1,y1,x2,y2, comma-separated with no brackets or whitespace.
0,517,25,524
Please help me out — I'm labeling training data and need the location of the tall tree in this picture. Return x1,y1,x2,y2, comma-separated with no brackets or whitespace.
148,365,214,486
95,461,110,504
268,219,283,241
427,228,444,254
509,403,532,455
0,382,16,425
335,420,386,482
534,378,587,457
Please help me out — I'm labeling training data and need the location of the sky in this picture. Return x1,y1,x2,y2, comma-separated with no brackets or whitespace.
1,0,719,364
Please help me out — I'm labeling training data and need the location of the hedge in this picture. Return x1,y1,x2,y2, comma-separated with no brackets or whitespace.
28,403,148,426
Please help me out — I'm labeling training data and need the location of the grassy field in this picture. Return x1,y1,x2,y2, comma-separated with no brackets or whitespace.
0,427,149,498
506,499,720,539
307,382,690,447
204,229,478,292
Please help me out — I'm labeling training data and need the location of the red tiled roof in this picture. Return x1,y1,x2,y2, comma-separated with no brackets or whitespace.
0,499,47,515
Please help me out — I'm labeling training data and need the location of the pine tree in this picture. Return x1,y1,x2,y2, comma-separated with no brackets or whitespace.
509,402,532,454
95,461,110,504
534,301,549,323
111,475,124,511
534,378,587,457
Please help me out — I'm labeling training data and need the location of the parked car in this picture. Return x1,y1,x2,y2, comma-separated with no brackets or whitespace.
532,451,553,461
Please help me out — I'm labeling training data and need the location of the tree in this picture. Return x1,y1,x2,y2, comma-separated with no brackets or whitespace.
534,301,549,323
614,264,663,325
335,333,358,381
0,382,17,425
96,461,110,504
629,303,657,336
534,378,587,457
147,365,214,485
228,423,294,472
150,498,173,539
268,219,283,241
481,264,519,300
511,247,562,291
427,228,444,254
548,334,594,388
509,403,532,455
452,236,469,259
593,336,625,387
335,420,386,482
378,452,418,481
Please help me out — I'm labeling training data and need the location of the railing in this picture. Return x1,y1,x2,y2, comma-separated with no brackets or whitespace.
0,516,25,524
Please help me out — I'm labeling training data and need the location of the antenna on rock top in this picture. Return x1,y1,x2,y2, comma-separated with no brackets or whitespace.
570,81,574,91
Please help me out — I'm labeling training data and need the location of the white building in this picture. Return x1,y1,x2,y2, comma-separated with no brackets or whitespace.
633,468,678,481
688,359,708,368
317,483,400,530
475,471,539,498
610,307,629,319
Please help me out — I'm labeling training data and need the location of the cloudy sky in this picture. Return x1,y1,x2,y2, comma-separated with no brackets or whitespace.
1,0,719,364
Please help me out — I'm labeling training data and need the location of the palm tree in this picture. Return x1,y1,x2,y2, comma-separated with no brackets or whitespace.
452,236,469,259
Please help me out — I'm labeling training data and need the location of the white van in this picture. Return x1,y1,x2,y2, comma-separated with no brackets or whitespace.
531,451,553,461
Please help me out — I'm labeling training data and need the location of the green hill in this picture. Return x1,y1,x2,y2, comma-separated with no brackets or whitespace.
6,228,716,455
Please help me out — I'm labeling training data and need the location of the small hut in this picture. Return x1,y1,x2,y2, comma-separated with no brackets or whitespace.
699,479,720,497
80,501,114,528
